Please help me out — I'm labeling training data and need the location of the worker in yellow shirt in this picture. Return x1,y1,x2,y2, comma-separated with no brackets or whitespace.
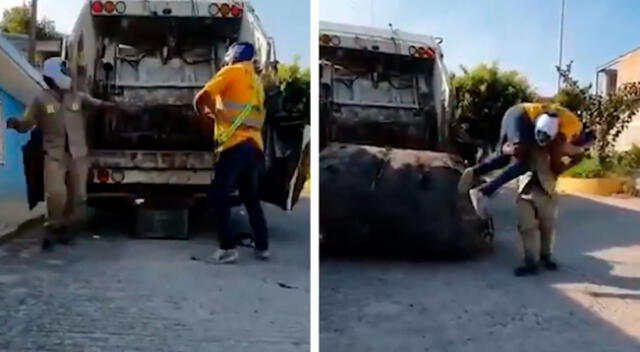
193,42,268,264
458,103,584,219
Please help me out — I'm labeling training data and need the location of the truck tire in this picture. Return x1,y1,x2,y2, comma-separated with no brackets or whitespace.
320,143,493,259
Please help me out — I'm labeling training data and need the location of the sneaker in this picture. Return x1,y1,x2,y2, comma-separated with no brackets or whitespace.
255,249,270,261
469,188,490,219
458,167,475,193
540,255,558,271
514,262,540,277
206,249,239,264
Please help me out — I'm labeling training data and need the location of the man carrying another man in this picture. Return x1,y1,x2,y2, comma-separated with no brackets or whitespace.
458,102,584,219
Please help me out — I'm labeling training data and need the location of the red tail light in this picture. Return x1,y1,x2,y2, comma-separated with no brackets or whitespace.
104,1,116,13
91,1,104,13
96,169,110,183
319,34,331,45
219,3,230,17
231,4,243,17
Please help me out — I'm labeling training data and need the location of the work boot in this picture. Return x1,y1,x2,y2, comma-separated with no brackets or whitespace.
255,249,270,261
206,249,239,264
514,261,540,277
458,167,475,193
41,234,55,252
52,226,75,245
540,255,559,271
469,188,490,219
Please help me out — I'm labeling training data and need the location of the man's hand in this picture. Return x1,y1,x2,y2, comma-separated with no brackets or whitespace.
502,142,525,158
6,118,18,130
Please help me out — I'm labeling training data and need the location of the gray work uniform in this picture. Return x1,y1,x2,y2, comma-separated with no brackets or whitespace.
14,89,108,229
516,148,559,263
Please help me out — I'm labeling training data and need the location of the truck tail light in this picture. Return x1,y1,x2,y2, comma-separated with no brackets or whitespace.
96,168,110,183
91,1,104,13
319,34,331,45
219,3,230,17
111,170,125,183
231,4,243,17
412,46,435,59
115,1,127,14
330,35,341,46
209,3,220,16
104,1,116,13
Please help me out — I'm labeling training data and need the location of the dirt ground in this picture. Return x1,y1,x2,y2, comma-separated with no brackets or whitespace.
321,191,640,352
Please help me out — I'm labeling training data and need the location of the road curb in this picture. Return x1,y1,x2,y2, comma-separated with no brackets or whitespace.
0,215,45,246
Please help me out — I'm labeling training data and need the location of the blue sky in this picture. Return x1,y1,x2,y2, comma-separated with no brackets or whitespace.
320,0,640,96
0,0,309,65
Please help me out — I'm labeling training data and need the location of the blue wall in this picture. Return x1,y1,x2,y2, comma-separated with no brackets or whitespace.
0,88,30,202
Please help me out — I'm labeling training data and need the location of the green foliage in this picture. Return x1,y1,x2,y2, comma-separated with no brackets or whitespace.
611,144,640,176
555,62,640,166
564,145,640,178
563,157,606,178
1,4,59,39
277,55,310,119
452,62,535,147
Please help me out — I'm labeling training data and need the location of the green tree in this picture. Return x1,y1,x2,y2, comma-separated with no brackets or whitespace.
1,3,60,39
555,62,640,166
452,62,535,150
277,55,310,119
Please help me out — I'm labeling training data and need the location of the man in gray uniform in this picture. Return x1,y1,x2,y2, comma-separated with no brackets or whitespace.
7,57,115,249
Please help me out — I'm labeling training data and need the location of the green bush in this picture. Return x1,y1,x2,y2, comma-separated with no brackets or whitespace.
564,146,640,178
564,158,606,178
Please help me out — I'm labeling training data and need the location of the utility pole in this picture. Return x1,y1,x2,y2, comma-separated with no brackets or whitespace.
557,0,566,92
28,0,38,66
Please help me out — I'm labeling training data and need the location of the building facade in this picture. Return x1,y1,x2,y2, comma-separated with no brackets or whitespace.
596,47,640,151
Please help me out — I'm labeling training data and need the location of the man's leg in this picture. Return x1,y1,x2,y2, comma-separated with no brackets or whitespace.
208,143,247,262
65,157,89,242
536,193,558,270
237,145,269,257
515,197,540,277
478,159,529,197
43,156,68,249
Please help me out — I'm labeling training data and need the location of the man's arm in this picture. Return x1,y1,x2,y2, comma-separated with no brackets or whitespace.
81,93,117,111
193,66,233,118
554,154,584,175
548,134,569,175
7,99,40,133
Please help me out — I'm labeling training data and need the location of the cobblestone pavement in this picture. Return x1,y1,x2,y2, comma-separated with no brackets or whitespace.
321,192,640,352
0,199,309,352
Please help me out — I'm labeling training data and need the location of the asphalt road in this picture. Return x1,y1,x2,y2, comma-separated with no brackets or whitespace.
0,196,309,352
321,191,640,352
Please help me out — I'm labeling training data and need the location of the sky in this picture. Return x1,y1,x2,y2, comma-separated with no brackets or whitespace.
320,0,640,96
0,0,309,65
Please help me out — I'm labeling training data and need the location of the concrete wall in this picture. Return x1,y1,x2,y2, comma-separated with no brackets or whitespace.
0,89,44,235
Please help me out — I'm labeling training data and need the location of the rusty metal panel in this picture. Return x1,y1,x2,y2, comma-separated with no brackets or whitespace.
91,150,215,169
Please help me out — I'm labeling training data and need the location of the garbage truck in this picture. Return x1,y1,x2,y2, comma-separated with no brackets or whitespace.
22,0,310,236
319,21,492,258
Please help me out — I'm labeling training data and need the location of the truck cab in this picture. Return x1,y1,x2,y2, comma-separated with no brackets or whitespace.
23,0,309,216
319,21,453,152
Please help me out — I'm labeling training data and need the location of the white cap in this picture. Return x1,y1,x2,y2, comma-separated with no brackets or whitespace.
43,57,71,90
534,113,559,145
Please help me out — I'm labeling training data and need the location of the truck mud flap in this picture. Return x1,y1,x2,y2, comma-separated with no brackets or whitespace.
22,129,44,210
